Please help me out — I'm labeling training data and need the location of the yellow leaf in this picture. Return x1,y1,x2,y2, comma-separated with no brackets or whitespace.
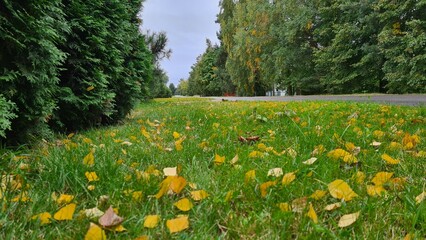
381,154,400,165
282,172,296,186
324,202,342,211
302,157,318,165
367,185,386,197
248,150,263,158
191,190,209,201
404,233,414,240
155,177,173,199
310,190,327,200
56,194,74,205
87,185,96,191
267,168,283,177
86,86,95,91
174,198,193,211
85,223,106,240
214,154,225,165
278,202,291,212
260,181,277,198
163,167,178,177
32,212,52,225
328,179,358,202
415,191,426,204
244,170,256,184
85,172,100,182
342,154,358,163
338,211,360,228
345,142,356,152
166,215,189,233
225,191,233,202
132,191,143,202
54,203,76,221
371,172,393,186
306,203,318,224
144,215,160,228
83,151,95,165
109,224,126,232
327,149,350,160
173,132,180,139
353,171,366,184
135,236,149,240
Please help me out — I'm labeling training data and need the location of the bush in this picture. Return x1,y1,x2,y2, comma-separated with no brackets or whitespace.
0,0,68,143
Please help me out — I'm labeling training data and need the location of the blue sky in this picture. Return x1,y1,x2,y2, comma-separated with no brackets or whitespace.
141,0,221,86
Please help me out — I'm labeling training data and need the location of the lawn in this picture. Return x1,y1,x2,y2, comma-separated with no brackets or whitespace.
1,98,425,239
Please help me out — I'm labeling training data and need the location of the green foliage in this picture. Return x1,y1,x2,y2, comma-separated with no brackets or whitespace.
0,95,16,138
377,0,426,93
169,83,177,95
0,0,68,143
216,0,425,95
0,0,153,143
187,40,234,96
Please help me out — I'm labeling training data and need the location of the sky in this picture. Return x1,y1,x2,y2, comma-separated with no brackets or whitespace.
141,0,221,86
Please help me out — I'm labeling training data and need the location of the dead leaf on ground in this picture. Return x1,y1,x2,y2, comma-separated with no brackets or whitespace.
98,206,124,228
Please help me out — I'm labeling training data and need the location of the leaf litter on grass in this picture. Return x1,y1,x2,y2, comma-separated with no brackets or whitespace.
3,98,426,239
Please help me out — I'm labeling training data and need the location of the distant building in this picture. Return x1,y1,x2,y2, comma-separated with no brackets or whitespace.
266,84,287,96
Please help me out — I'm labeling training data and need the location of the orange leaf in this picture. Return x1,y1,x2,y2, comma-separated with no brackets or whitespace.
170,176,187,194
260,181,277,198
166,215,189,233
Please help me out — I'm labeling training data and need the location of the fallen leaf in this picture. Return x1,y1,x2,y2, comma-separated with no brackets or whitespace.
163,167,178,177
381,154,400,165
166,215,189,233
86,86,95,92
173,132,180,139
134,236,149,240
32,212,52,225
191,190,209,201
248,150,263,158
56,194,74,205
169,176,187,194
54,203,76,221
370,141,382,148
278,202,291,212
306,203,318,224
338,211,360,228
366,185,386,197
244,170,256,184
98,206,124,228
83,151,95,166
353,171,366,184
371,172,393,186
267,168,283,177
144,215,160,228
85,172,100,182
230,154,239,165
83,207,104,220
292,197,307,213
214,154,225,165
260,181,277,197
415,191,426,204
84,223,106,240
324,202,342,211
282,172,296,186
328,179,358,202
310,190,327,200
109,224,126,232
303,157,318,165
174,198,193,211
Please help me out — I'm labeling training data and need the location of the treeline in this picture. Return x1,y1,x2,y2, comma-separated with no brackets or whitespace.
0,0,166,144
182,0,426,96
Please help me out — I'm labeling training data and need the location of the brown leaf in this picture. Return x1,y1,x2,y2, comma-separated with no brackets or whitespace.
98,206,124,228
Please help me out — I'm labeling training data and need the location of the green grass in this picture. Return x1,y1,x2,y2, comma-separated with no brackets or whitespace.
1,98,425,239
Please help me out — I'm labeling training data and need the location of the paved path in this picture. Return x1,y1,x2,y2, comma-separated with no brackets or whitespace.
211,94,426,106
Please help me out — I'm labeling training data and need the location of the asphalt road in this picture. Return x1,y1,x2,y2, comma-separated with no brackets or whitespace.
211,94,426,106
